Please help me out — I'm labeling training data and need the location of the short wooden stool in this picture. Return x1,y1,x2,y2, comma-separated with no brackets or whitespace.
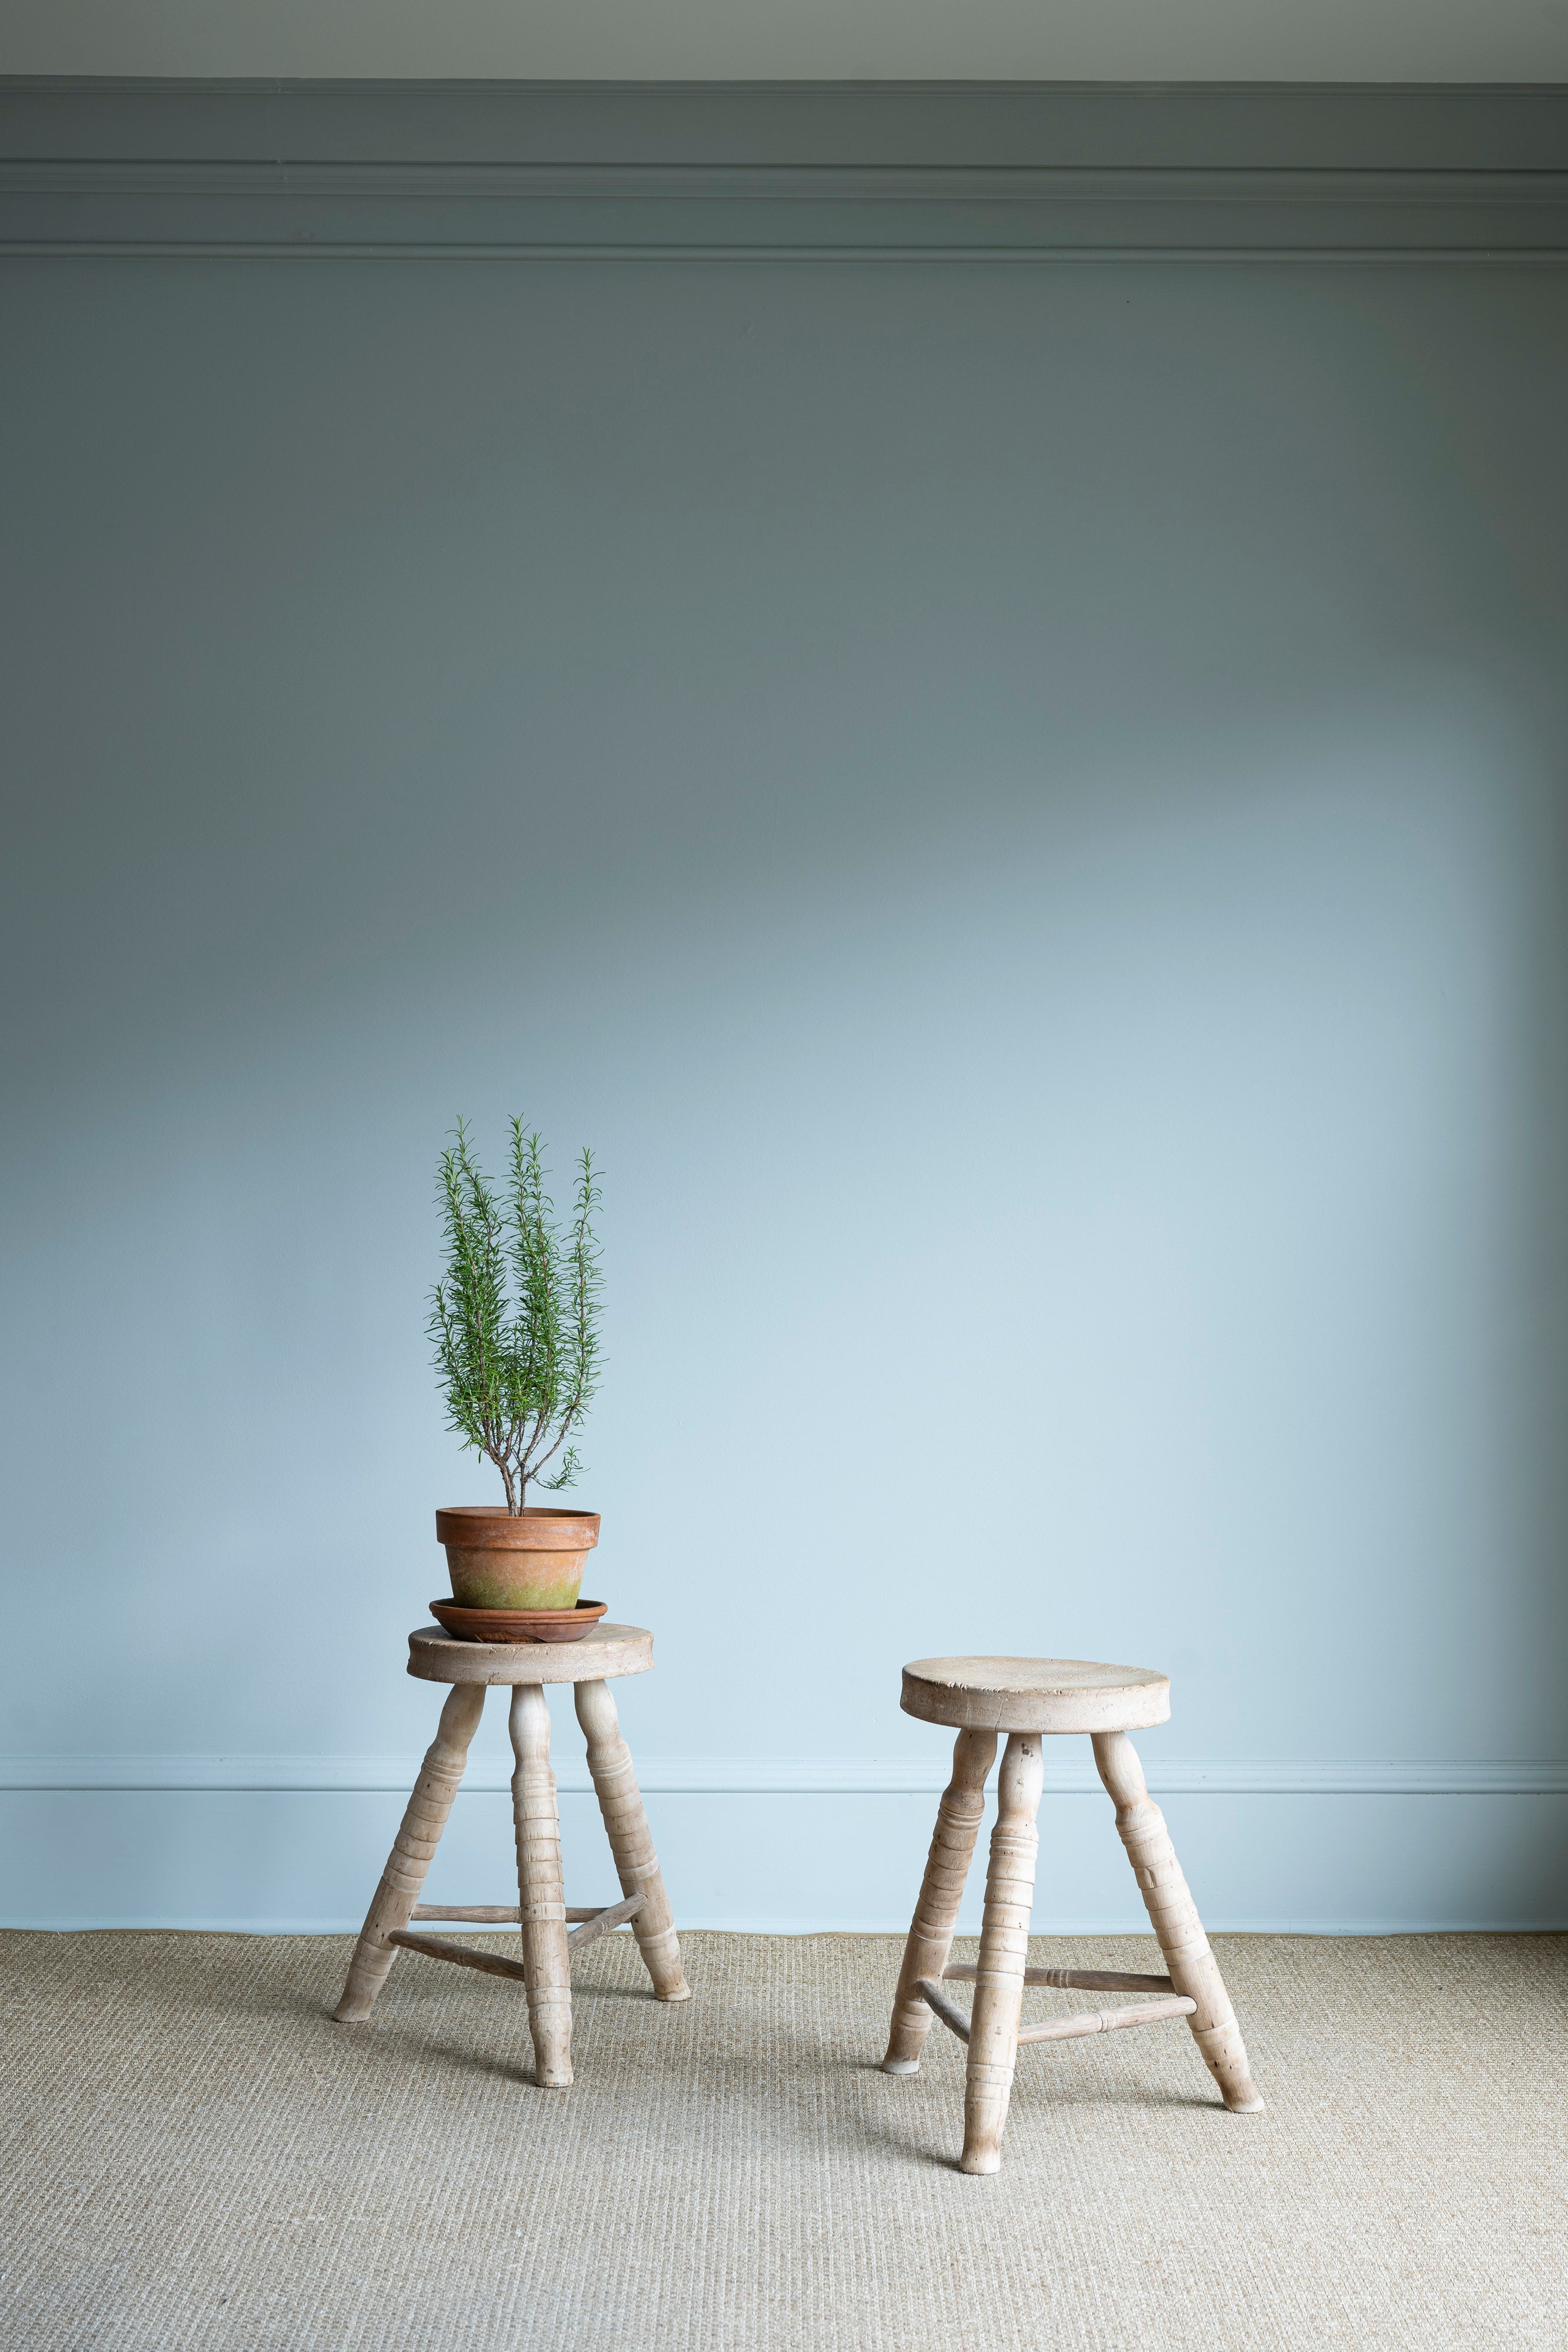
883,1656,1263,2174
333,1620,688,2087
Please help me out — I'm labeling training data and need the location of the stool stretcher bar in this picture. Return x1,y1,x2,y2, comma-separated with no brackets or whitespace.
915,1977,1197,2048
410,1905,608,1923
389,1929,531,1983
942,1962,1174,1994
1018,1994,1197,2044
389,1892,646,1984
915,1977,975,2045
564,1893,647,1953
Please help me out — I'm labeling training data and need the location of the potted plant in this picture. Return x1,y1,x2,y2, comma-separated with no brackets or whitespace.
429,1118,604,1617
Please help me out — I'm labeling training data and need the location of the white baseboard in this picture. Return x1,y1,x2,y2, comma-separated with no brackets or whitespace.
5,1754,1567,1796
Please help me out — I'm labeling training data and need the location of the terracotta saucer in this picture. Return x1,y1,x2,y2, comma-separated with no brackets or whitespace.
429,1597,609,1645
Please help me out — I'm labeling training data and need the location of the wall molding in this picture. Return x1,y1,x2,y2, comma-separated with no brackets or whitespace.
9,1916,1564,1936
6,1753,1567,1796
2,78,1566,256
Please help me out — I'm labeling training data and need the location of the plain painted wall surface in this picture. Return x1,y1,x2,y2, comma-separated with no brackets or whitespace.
3,256,1567,1925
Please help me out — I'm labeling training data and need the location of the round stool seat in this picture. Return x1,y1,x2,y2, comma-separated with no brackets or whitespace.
408,1621,654,1686
901,1655,1170,1735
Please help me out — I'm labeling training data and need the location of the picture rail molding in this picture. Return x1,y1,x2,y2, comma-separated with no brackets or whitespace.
2,79,1567,256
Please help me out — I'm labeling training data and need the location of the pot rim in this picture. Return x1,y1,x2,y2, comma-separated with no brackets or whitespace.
436,1504,600,1551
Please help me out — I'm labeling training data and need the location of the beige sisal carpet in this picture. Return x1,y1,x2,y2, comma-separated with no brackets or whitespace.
2,1929,1564,2350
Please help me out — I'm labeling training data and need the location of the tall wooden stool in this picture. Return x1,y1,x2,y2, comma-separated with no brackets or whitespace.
882,1656,1263,2174
333,1620,688,2087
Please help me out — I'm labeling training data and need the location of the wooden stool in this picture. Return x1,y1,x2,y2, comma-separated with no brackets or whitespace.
882,1655,1264,2174
333,1620,688,2087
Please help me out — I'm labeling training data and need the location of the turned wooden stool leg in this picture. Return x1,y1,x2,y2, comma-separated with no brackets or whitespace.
883,1726,998,2073
1092,1729,1265,2114
511,1683,574,2088
574,1678,690,2001
959,1731,1045,2174
333,1682,486,2023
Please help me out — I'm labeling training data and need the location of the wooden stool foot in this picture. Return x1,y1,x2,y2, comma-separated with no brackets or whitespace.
1198,2025,1266,2112
333,1682,486,2024
883,1726,997,2074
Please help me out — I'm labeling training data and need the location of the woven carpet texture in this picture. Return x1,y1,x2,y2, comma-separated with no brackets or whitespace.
2,1929,1564,2350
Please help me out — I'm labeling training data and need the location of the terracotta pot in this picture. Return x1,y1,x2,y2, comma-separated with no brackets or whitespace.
434,1505,600,1611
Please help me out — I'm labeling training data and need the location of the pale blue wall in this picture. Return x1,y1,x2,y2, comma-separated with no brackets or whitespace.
4,250,1567,1926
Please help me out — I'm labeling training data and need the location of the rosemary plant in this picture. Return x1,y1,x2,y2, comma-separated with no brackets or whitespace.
429,1118,603,1514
